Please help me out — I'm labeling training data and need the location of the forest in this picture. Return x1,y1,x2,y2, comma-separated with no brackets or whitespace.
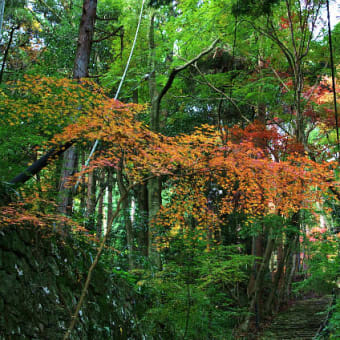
0,0,339,338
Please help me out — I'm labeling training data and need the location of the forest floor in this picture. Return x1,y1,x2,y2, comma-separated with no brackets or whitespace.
258,295,332,340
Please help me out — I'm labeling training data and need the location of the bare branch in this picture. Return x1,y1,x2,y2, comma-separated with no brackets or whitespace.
268,62,290,92
92,25,123,43
10,141,75,186
157,39,220,106
192,62,250,123
95,15,118,21
285,0,298,57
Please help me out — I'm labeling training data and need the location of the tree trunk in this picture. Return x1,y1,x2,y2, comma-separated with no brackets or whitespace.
9,0,98,193
0,0,5,40
58,0,97,215
241,228,275,332
57,148,78,215
265,237,291,314
146,11,218,265
116,167,134,270
247,233,263,307
97,188,103,238
106,170,113,232
147,11,162,266
294,67,305,145
147,177,162,266
73,0,97,79
284,237,298,302
135,183,149,258
0,24,19,84
85,170,96,230
80,150,86,215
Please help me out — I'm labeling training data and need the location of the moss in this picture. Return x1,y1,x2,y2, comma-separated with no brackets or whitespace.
0,225,142,339
1,251,17,273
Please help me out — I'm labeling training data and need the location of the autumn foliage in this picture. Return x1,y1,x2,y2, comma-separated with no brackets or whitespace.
2,78,334,239
42,78,336,246
0,76,337,250
1,0,340,337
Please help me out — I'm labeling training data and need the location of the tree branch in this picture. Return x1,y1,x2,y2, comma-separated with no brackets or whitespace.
192,62,250,123
157,39,220,107
95,15,118,21
0,24,20,84
92,25,123,43
9,141,75,186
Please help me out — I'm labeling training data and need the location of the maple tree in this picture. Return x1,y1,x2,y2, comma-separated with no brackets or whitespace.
43,80,340,335
49,99,336,235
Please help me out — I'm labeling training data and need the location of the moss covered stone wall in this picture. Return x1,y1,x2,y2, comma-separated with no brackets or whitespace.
0,225,141,339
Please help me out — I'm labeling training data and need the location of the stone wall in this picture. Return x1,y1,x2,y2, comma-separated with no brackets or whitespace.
0,225,142,339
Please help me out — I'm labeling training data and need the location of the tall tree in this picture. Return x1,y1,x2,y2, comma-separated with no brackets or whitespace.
146,8,219,262
58,0,97,215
